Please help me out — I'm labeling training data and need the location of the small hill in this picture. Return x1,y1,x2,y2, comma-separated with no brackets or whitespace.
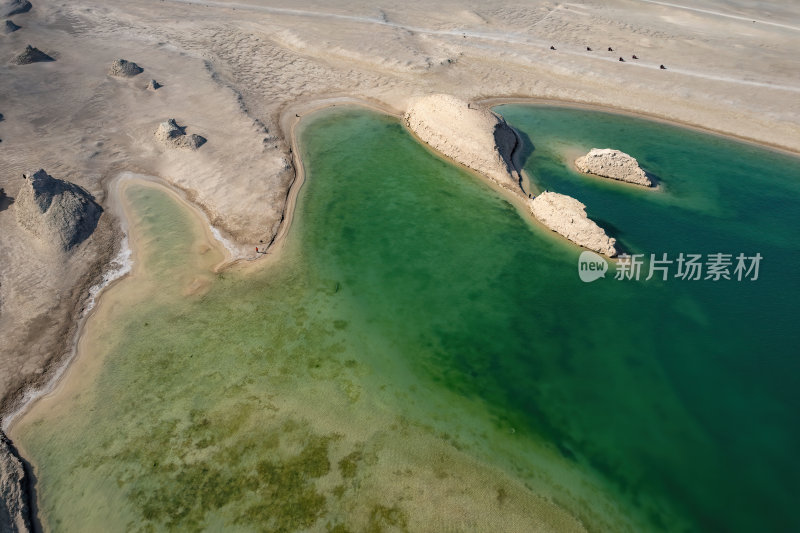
11,45,53,65
108,58,143,77
155,119,207,150
3,20,21,33
15,169,102,250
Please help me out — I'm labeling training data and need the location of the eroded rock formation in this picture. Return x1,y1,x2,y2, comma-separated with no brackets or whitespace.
11,45,53,65
108,58,143,77
575,148,651,187
0,431,31,533
15,169,102,250
404,94,521,191
155,118,206,150
529,192,617,256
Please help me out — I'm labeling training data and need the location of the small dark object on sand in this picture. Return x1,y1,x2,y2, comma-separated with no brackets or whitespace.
3,0,31,17
3,19,21,33
550,45,556,50
660,64,667,69
619,57,625,62
12,45,54,65
608,47,613,51
632,54,638,59
586,46,592,51
295,113,299,117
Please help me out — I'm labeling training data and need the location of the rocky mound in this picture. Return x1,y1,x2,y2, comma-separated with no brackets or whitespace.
0,432,31,533
11,45,53,65
2,0,31,17
108,58,143,77
155,119,206,150
404,94,520,191
15,169,102,250
146,79,161,90
3,19,21,33
529,192,617,256
575,148,651,187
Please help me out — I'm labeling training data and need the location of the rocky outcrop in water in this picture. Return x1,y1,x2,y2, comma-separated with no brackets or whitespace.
404,94,521,191
11,45,53,65
529,192,617,256
3,19,21,33
155,119,206,150
575,148,651,187
108,58,143,77
0,431,31,533
15,169,102,250
2,0,30,17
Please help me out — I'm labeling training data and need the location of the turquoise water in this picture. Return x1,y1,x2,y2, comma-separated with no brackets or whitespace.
301,106,800,532
14,106,800,532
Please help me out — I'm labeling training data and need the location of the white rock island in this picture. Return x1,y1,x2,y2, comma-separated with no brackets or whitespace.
575,148,652,187
404,94,620,256
529,192,617,257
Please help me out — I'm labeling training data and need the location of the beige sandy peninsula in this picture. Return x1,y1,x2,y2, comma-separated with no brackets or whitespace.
404,94,521,191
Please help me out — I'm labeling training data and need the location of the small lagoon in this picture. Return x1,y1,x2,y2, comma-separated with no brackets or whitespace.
12,105,800,532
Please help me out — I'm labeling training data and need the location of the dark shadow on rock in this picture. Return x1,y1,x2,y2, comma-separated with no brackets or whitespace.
593,217,629,255
644,170,661,187
0,190,14,211
511,127,536,170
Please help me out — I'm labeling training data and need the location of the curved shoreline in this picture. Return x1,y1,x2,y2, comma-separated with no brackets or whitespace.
480,96,800,158
4,95,799,531
9,92,798,430
6,91,800,422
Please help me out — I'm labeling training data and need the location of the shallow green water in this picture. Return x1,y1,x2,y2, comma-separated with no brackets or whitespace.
15,106,800,532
